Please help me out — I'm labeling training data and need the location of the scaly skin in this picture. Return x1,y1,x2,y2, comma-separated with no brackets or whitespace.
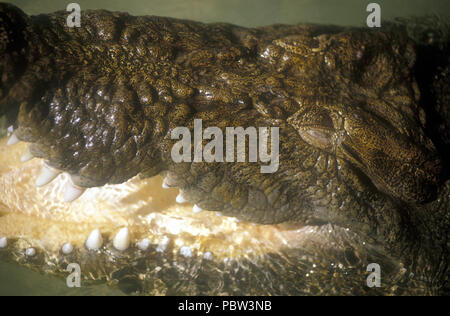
0,3,448,295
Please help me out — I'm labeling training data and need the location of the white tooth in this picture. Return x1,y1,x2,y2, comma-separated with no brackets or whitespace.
193,204,203,213
179,246,192,258
62,242,73,255
0,237,7,248
35,164,61,187
7,125,14,134
156,236,170,253
162,181,170,189
113,227,131,251
21,148,34,162
7,133,20,146
203,252,214,261
25,248,36,257
85,229,103,250
137,238,150,251
216,212,223,217
64,182,86,202
176,192,187,204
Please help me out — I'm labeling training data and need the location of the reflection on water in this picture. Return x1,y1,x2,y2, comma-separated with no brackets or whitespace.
1,0,449,296
0,261,125,296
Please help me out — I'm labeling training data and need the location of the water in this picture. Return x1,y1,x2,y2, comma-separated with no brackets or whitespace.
7,0,450,27
1,0,449,296
0,261,125,295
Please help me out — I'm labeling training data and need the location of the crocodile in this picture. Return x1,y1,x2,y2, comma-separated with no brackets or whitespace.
0,3,448,295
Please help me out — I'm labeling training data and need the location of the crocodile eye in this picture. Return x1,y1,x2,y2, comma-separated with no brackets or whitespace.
287,106,336,151
303,128,333,149
306,129,328,139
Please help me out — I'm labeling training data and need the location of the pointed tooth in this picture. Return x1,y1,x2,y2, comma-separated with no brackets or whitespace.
179,246,193,258
35,165,61,187
137,238,150,251
176,192,187,204
7,133,20,146
193,204,203,213
21,148,34,162
203,252,214,261
62,242,73,255
64,182,86,202
7,125,14,134
85,229,103,250
113,227,131,251
0,237,7,248
162,181,170,189
156,236,170,253
25,248,36,257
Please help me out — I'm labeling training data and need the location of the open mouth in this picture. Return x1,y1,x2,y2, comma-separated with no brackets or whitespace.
0,129,314,255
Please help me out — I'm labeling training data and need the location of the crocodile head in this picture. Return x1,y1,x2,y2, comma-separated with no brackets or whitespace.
0,3,448,295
